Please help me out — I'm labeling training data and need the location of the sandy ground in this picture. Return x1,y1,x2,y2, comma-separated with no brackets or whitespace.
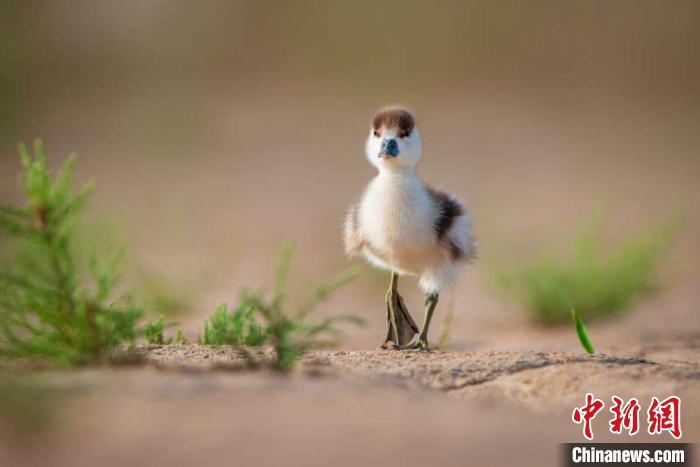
1,339,697,467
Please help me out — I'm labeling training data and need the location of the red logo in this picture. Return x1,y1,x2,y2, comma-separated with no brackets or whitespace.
572,394,682,440
572,393,605,440
647,396,682,439
609,396,641,435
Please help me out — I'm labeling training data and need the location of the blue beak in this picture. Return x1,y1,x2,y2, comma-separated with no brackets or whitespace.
379,138,399,158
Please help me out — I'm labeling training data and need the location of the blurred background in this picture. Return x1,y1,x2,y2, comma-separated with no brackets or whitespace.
1,0,699,350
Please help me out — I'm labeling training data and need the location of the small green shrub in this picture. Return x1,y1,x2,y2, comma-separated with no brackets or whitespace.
142,315,174,345
201,298,266,346
143,315,184,345
202,243,362,372
0,140,144,365
497,221,675,325
144,316,166,345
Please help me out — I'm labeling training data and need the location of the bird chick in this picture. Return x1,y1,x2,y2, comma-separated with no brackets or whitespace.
344,106,475,349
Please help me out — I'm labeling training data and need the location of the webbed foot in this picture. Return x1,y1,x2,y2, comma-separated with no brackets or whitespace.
394,337,429,351
383,272,419,348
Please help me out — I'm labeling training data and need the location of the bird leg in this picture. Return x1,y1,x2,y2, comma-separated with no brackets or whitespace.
395,292,439,350
381,272,419,349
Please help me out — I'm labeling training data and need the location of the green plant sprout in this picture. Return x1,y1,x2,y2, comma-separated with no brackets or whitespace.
202,242,362,372
497,219,676,325
571,310,594,355
144,315,181,345
143,315,184,345
0,139,145,365
201,299,267,346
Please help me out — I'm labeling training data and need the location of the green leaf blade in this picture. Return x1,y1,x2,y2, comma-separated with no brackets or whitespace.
571,310,595,355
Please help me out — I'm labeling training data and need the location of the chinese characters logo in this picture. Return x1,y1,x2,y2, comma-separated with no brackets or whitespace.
572,393,681,440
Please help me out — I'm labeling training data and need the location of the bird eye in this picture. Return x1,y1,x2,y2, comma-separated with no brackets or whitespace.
373,129,381,137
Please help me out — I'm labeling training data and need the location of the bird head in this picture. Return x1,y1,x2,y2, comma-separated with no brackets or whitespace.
365,106,422,172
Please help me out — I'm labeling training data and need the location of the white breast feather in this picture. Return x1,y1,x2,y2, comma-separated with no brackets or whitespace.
358,173,440,274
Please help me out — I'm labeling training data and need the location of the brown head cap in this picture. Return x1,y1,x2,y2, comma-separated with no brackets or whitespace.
372,106,415,134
